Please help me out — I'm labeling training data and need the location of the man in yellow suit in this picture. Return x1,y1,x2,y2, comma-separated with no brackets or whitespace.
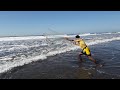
65,35,97,65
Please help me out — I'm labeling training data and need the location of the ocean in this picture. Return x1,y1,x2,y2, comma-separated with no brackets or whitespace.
0,32,120,79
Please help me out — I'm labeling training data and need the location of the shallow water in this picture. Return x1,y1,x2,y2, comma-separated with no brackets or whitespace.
0,32,120,79
0,40,120,79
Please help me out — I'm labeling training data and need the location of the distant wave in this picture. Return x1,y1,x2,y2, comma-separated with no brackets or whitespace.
66,33,100,38
80,33,100,36
1,32,119,42
87,37,120,46
102,32,112,34
0,33,101,42
0,36,46,41
0,35,73,42
102,32,120,35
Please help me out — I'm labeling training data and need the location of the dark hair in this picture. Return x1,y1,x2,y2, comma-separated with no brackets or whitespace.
75,35,80,38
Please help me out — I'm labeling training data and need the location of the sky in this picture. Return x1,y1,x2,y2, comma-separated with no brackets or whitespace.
0,11,120,36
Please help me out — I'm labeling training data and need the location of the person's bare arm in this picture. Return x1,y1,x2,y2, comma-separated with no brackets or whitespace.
74,40,79,46
64,37,74,41
64,37,79,45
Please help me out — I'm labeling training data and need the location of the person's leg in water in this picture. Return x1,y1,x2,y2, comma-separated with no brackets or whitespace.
78,52,84,62
87,55,97,64
84,47,97,65
87,55,103,67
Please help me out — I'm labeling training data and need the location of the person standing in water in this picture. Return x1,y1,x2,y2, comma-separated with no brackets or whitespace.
65,35,97,65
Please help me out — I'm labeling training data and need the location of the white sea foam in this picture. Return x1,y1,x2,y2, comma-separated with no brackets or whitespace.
0,55,47,73
0,45,78,73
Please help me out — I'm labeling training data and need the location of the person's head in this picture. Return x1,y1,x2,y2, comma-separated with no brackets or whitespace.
75,35,80,38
